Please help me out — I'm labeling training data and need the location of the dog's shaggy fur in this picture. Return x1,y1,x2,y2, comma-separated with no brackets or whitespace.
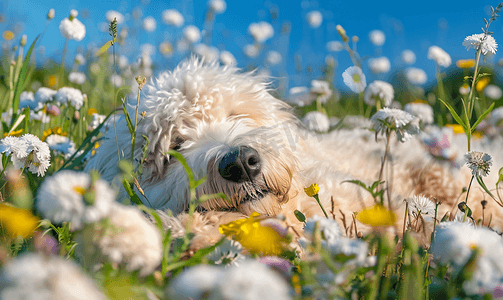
86,58,503,249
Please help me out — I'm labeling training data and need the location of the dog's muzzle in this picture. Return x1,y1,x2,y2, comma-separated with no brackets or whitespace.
218,146,261,183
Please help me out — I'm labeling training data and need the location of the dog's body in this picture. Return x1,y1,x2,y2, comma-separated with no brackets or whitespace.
86,58,503,248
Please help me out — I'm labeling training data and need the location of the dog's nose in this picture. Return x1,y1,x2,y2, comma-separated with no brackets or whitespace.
218,146,261,183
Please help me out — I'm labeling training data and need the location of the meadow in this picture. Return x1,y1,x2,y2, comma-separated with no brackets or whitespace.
1,1,503,299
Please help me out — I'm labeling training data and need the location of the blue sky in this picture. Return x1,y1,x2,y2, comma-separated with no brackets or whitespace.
2,0,503,91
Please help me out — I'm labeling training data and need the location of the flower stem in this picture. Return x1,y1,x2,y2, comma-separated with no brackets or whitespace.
377,131,391,205
59,38,69,88
313,194,328,218
465,175,474,205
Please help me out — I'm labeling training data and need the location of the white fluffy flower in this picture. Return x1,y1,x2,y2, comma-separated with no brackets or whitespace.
35,87,57,103
464,151,492,177
19,91,43,111
220,50,237,66
30,111,50,123
327,40,343,52
209,0,226,14
183,25,201,43
162,9,184,27
243,44,259,58
463,33,498,55
194,44,219,63
342,66,367,93
59,16,86,41
306,11,323,28
427,45,451,68
167,265,222,299
369,30,385,46
304,215,342,244
0,253,106,300
368,56,390,74
55,87,84,109
405,67,427,85
45,134,76,159
248,21,274,43
105,10,124,24
75,53,86,65
287,86,312,107
36,170,115,230
14,134,51,176
407,195,435,216
401,49,416,65
303,111,330,133
207,239,245,267
404,101,434,124
68,72,86,85
364,80,394,107
371,108,420,142
266,50,282,65
88,113,106,131
142,16,156,32
484,84,502,100
0,136,29,166
310,80,332,104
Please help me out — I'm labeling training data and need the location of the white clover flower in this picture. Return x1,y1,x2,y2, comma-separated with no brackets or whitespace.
463,33,498,55
75,53,86,65
327,238,369,266
427,45,452,68
243,44,259,58
19,91,43,111
183,25,201,43
304,215,342,244
371,107,420,142
59,15,86,41
342,66,367,93
287,86,312,107
194,43,219,63
248,21,274,43
369,30,385,46
142,16,156,32
432,222,503,295
326,40,343,52
209,0,226,14
405,67,427,85
404,101,434,124
162,9,184,27
484,84,502,100
310,80,332,104
364,80,394,107
207,239,245,267
219,50,236,66
0,253,106,300
36,170,115,230
55,87,84,110
303,111,330,133
45,134,76,159
408,195,435,216
464,151,492,177
35,87,57,103
401,49,416,65
105,10,124,24
368,56,390,74
306,11,323,28
68,72,86,85
266,50,282,65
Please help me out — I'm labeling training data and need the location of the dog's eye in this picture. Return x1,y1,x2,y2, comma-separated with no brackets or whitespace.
171,136,185,151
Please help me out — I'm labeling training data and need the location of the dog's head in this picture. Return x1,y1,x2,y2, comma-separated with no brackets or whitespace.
138,58,303,216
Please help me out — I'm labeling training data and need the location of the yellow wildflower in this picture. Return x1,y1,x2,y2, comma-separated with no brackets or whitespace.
445,124,465,134
304,183,319,197
2,30,14,41
87,108,98,116
3,129,23,137
219,212,286,256
0,204,39,238
476,77,491,92
48,75,57,87
356,204,396,227
456,59,475,69
42,126,67,141
411,99,429,104
472,131,483,139
91,142,99,156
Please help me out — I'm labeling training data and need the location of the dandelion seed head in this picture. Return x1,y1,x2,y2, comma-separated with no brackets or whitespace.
306,11,323,28
464,151,492,177
369,30,385,46
162,9,184,27
427,45,451,68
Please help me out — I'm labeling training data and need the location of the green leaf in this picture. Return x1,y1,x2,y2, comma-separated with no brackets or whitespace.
438,98,467,131
122,100,134,135
294,209,306,223
475,175,497,201
342,179,370,192
166,150,195,188
122,178,142,205
94,40,113,57
471,102,495,133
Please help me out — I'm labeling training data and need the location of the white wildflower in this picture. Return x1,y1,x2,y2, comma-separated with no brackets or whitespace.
183,25,201,43
368,56,390,74
371,108,420,142
209,0,226,14
306,11,323,28
459,83,471,95
484,84,502,100
88,113,106,131
287,86,312,107
55,87,84,110
404,101,434,124
243,44,259,58
68,72,86,85
75,53,86,65
464,151,492,177
36,170,115,230
47,8,55,20
70,9,78,18
248,21,274,43
207,239,245,267
405,67,427,85
408,195,435,216
310,80,332,103
30,111,50,124
220,50,237,66
117,55,128,68
463,33,498,55
15,134,50,176
369,30,385,46
303,111,330,133
304,215,342,244
266,50,282,65
427,45,451,68
167,265,223,299
110,74,123,88
140,43,156,56
19,91,43,111
142,16,156,32
162,9,184,27
0,136,29,166
194,43,219,63
1,109,14,126
105,10,124,24
59,14,86,41
327,238,369,266
342,66,367,93
45,134,76,159
490,106,503,126
35,87,57,103
401,49,416,65
364,80,394,107
327,40,343,52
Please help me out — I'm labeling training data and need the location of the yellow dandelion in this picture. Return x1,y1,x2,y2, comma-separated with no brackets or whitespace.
2,30,14,41
219,212,286,256
48,75,57,87
304,183,319,197
445,124,465,134
356,204,397,227
456,59,475,69
476,77,491,92
87,108,98,116
0,204,39,238
3,129,23,137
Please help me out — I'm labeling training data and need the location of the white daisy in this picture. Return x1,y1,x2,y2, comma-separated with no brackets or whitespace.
369,29,385,46
207,239,245,267
183,25,201,43
287,86,312,107
303,111,330,133
209,0,226,14
463,33,498,55
304,215,342,244
405,67,427,85
306,11,323,28
368,56,390,74
16,134,51,176
105,10,124,24
371,107,420,142
88,113,106,131
19,91,43,111
35,87,57,103
310,80,332,104
484,84,502,100
36,170,115,230
427,45,452,68
248,21,274,44
243,44,259,58
194,43,219,63
326,40,343,52
266,50,282,65
364,80,394,107
142,16,156,32
55,87,84,110
342,66,367,93
68,72,86,85
404,101,434,124
219,50,236,66
0,136,29,165
162,9,184,27
59,13,86,41
45,134,76,159
464,151,492,177
407,195,435,216
401,49,416,65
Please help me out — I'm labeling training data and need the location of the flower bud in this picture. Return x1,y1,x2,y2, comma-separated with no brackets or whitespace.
69,9,78,21
20,34,27,47
47,8,55,20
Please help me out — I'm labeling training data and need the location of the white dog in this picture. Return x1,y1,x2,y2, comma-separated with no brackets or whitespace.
85,58,503,249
